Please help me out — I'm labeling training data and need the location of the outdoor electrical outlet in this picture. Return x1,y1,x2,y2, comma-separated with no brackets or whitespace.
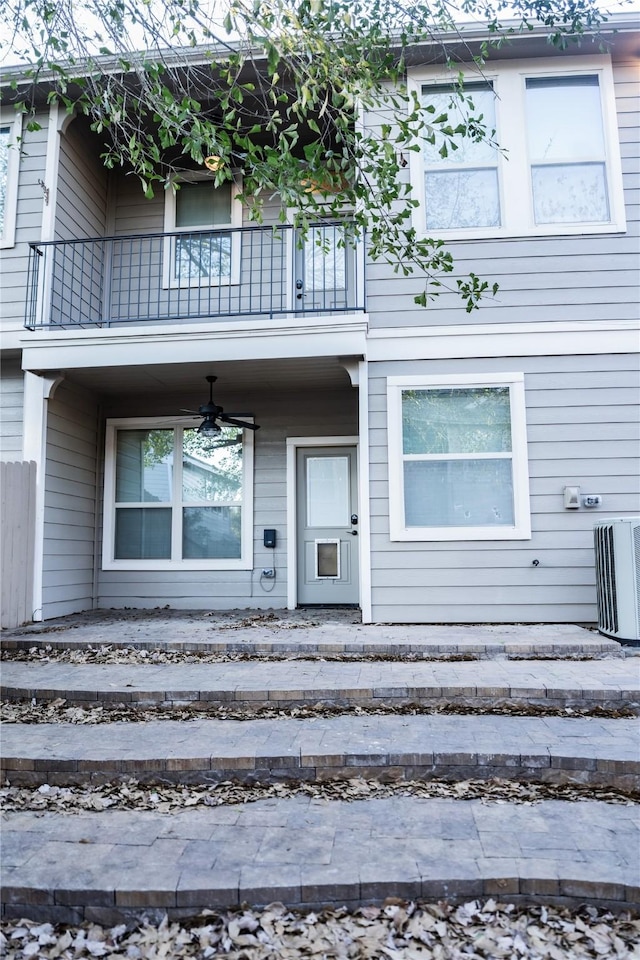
262,568,275,578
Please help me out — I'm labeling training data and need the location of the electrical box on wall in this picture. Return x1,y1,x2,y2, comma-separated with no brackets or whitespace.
263,529,276,548
563,486,580,509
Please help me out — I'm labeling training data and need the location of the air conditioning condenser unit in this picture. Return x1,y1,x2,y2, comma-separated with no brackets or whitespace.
593,517,640,642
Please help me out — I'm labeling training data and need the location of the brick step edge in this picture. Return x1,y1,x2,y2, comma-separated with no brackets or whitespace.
2,874,637,927
1,637,625,658
2,687,638,711
2,753,638,791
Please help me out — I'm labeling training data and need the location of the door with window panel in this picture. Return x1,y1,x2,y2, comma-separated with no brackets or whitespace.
296,446,359,604
295,222,356,313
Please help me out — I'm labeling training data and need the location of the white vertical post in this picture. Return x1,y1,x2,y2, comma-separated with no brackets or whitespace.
22,371,64,621
357,359,372,623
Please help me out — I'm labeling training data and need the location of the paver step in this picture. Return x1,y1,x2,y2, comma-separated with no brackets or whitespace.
2,659,638,709
2,714,638,790
2,620,624,658
2,796,638,924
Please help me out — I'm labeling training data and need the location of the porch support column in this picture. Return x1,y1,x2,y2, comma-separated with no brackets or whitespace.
22,371,64,621
357,359,372,623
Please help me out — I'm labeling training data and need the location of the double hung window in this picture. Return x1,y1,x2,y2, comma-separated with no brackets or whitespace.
163,178,241,286
387,374,531,541
409,57,624,238
103,419,253,569
422,84,500,231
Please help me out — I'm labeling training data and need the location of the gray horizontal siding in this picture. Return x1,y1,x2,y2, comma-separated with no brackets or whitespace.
368,352,640,624
365,56,640,329
0,115,48,333
97,385,358,610
0,358,24,459
42,381,98,619
55,119,108,241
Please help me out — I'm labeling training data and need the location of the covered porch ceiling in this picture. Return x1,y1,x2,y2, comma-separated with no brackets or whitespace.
49,355,360,405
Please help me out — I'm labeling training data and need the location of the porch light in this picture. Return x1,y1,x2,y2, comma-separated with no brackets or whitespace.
204,155,224,172
197,415,222,437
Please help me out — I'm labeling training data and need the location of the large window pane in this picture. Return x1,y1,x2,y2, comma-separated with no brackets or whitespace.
526,76,604,162
175,233,231,281
183,506,241,558
422,85,497,165
182,428,243,502
175,181,232,227
531,163,609,224
404,459,514,527
116,430,173,502
115,508,172,558
402,388,512,455
425,169,500,230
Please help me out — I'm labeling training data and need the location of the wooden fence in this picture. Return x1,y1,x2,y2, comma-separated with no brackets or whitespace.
1,460,36,628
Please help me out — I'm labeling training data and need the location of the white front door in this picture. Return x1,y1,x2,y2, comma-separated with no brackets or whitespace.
296,446,359,605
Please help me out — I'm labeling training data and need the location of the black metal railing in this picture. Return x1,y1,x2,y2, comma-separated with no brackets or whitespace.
25,222,365,329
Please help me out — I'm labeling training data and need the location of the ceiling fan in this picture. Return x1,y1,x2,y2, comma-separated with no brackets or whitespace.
182,375,260,440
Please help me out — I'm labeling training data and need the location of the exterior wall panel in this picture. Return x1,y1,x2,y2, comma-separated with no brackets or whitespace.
368,353,640,624
0,114,49,335
0,358,24,459
55,120,108,241
97,385,358,609
42,381,98,619
364,57,639,330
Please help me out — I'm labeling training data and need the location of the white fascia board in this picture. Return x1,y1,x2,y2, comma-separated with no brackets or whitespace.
367,319,640,361
20,317,369,372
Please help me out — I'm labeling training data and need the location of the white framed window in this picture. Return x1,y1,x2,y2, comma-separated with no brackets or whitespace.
163,176,242,287
103,417,254,570
0,110,22,249
387,373,531,541
408,56,625,239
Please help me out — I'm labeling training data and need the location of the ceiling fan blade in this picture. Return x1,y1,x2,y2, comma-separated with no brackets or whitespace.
180,409,201,415
201,437,242,449
219,414,260,430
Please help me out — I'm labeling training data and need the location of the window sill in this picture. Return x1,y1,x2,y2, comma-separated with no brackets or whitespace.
102,559,252,571
415,222,627,243
390,525,532,542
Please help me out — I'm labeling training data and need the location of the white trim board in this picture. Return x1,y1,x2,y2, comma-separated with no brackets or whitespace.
367,320,639,361
21,321,369,372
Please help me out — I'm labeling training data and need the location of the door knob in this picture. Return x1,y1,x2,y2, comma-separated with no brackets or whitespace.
348,530,358,536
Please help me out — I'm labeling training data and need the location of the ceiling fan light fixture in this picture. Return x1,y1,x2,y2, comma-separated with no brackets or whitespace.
197,416,222,437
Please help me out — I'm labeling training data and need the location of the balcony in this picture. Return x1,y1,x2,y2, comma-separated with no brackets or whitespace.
25,222,365,330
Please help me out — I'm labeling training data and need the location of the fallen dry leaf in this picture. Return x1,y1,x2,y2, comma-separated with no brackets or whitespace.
2,900,639,959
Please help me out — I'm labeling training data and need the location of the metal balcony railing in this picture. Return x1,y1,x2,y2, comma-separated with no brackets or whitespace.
25,221,365,329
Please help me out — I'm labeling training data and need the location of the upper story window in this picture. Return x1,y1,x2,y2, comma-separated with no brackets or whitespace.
408,57,625,239
526,75,609,225
0,112,22,249
163,177,241,286
422,83,500,231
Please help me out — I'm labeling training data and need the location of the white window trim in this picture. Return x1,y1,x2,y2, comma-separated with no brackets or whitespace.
162,174,242,288
387,373,531,541
0,110,22,249
407,55,625,240
103,416,254,570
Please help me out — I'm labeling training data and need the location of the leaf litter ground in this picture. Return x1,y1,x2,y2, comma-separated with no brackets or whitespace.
2,899,639,959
